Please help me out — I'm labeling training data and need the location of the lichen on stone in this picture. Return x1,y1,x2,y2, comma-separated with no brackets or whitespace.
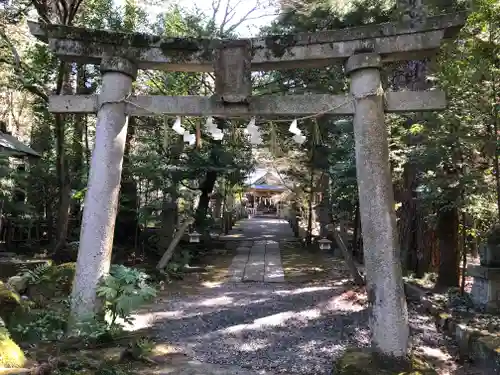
46,23,163,47
46,23,214,64
263,34,298,58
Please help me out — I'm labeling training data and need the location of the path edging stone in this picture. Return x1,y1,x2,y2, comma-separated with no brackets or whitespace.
404,282,500,370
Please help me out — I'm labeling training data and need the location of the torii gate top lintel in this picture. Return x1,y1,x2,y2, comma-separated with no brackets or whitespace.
27,11,466,73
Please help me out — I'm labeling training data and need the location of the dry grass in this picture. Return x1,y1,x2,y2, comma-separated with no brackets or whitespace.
280,242,353,283
156,246,236,297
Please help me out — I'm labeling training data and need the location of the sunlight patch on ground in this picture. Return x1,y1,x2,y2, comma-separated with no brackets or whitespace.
201,281,224,288
274,285,334,296
197,296,234,306
297,340,345,354
222,308,323,334
419,346,452,361
120,312,156,331
239,339,269,352
121,309,185,331
322,294,366,312
234,298,271,306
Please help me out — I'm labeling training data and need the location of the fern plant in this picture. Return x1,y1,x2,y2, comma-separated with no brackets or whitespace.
96,265,157,326
18,262,53,285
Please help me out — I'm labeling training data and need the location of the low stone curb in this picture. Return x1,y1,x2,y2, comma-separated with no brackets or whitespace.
404,282,500,371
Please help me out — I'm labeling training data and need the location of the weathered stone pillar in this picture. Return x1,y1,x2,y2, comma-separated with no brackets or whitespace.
346,53,409,358
70,56,137,321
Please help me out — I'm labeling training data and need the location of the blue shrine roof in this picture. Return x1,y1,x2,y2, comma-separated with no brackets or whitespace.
251,184,286,191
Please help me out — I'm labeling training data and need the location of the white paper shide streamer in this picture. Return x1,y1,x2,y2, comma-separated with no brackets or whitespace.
171,116,195,145
183,131,195,145
171,115,305,147
289,119,306,144
204,117,224,140
245,117,262,145
172,116,185,135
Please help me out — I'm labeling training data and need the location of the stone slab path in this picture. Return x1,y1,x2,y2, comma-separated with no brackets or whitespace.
227,217,292,283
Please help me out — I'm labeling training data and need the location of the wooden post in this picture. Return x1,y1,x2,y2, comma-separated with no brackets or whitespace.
156,217,195,271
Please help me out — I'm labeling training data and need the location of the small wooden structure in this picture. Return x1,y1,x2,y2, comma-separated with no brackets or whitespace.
0,132,41,159
245,172,286,215
0,128,42,248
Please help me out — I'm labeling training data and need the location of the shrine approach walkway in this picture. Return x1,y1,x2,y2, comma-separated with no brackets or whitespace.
127,216,489,375
224,217,294,283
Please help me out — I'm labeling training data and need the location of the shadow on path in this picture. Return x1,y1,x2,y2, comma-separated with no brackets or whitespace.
130,281,369,375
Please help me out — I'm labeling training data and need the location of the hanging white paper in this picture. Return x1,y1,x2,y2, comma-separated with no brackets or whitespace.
293,134,306,144
183,131,195,145
172,116,185,135
289,119,300,135
212,131,224,141
246,117,262,145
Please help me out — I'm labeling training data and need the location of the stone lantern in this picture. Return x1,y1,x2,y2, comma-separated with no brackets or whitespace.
318,238,332,251
189,231,201,243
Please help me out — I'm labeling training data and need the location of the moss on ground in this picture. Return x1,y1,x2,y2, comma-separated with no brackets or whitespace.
0,281,21,324
0,327,25,368
334,348,438,375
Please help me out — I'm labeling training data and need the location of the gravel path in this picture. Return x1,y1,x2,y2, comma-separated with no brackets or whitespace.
137,279,491,375
148,281,366,374
132,218,489,374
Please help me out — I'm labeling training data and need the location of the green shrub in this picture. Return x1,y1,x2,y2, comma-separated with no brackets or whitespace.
97,265,157,326
10,307,68,342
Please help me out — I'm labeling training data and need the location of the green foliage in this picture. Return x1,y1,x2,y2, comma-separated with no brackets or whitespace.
165,248,194,279
97,265,157,326
68,315,122,345
17,262,76,306
18,261,53,285
10,307,67,342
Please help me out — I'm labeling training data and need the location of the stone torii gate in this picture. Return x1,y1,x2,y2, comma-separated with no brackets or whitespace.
28,10,465,358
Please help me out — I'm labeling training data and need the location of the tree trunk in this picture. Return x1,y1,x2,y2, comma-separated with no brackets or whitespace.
194,119,223,229
54,61,72,252
195,170,217,228
157,178,180,257
306,168,315,245
470,218,478,258
436,203,460,288
157,200,178,256
71,64,86,223
114,116,138,245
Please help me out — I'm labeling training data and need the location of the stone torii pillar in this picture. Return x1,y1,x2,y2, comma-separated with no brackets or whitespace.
70,56,137,321
346,53,409,356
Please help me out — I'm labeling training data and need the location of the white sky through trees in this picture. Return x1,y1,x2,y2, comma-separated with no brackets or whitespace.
130,0,279,37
